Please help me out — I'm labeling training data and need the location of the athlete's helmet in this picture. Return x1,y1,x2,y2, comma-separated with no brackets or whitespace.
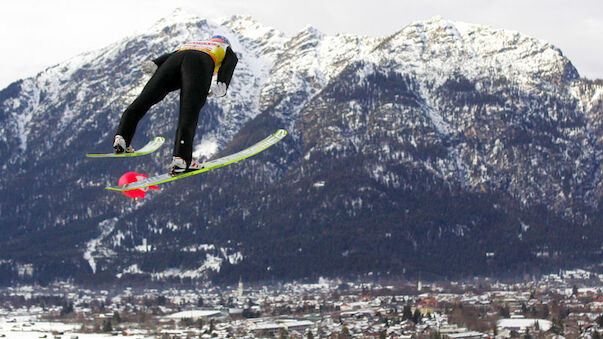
211,35,231,45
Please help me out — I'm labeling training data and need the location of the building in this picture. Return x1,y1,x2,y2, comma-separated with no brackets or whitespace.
165,309,226,321
249,319,314,336
445,331,486,339
497,318,552,333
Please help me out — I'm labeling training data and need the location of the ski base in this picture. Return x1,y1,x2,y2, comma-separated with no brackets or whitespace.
105,129,287,192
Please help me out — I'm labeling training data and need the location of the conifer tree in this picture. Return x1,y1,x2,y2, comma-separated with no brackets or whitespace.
413,309,422,324
402,305,413,321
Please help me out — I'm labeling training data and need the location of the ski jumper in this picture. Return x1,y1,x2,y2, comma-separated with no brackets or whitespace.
115,39,238,166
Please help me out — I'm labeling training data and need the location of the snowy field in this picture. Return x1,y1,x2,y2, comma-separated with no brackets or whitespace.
0,333,147,339
0,314,149,339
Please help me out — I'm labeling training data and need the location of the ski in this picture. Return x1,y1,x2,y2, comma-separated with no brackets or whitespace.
105,129,287,192
86,136,165,158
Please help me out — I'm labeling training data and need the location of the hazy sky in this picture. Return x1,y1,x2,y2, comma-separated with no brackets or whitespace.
0,0,601,89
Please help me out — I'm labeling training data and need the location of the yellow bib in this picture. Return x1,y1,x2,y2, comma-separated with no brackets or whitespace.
179,40,229,73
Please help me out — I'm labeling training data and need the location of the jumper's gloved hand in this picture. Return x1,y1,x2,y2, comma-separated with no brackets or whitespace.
208,82,227,97
141,60,158,74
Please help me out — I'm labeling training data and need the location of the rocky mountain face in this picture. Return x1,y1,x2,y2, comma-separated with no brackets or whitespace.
0,11,601,285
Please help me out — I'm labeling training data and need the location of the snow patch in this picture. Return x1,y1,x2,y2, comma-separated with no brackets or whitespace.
313,181,326,188
83,218,118,274
151,253,223,280
193,137,219,159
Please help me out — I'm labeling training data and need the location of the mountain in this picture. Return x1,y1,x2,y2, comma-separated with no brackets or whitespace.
0,11,601,285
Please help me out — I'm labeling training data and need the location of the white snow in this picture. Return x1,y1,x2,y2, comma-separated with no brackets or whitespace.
425,106,452,136
193,137,219,159
12,79,38,151
83,218,118,274
134,238,150,252
0,313,148,339
151,254,221,280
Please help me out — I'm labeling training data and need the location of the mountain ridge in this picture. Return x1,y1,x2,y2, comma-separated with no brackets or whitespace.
0,12,600,285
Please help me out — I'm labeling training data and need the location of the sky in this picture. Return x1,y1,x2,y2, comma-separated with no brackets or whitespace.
0,0,601,89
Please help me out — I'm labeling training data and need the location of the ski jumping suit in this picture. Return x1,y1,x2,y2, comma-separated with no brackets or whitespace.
116,39,238,166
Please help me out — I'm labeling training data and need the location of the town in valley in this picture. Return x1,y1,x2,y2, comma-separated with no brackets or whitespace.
0,269,601,338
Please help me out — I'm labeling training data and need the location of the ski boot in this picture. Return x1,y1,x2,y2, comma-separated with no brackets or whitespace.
113,135,134,154
170,156,204,175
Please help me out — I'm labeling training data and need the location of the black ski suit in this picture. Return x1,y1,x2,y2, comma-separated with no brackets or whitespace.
115,44,238,166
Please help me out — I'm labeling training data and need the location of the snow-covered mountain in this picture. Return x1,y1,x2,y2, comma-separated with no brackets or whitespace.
0,11,601,285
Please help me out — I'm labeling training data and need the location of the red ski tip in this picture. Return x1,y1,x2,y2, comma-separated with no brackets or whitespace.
118,172,160,199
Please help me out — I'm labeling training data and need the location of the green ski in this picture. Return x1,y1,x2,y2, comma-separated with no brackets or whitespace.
86,136,165,157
